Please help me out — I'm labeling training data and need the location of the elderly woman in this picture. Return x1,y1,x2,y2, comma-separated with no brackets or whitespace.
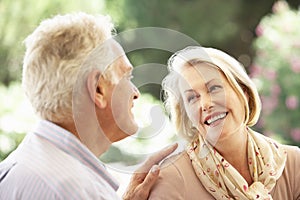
149,46,300,200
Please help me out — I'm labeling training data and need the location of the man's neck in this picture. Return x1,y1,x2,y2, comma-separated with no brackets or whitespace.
55,120,111,157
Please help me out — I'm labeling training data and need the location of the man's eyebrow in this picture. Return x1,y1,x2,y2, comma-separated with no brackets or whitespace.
125,70,132,75
123,69,133,77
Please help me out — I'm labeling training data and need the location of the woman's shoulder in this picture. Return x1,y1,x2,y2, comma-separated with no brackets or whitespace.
149,150,214,200
159,150,200,179
272,144,300,199
148,151,187,200
154,151,190,184
160,151,190,168
283,144,300,164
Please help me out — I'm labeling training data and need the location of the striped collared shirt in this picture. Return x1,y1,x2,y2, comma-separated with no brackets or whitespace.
0,120,120,199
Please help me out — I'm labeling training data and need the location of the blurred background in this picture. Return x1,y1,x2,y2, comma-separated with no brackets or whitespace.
0,0,299,172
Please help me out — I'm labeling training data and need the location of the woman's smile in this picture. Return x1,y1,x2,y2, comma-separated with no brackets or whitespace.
204,112,228,127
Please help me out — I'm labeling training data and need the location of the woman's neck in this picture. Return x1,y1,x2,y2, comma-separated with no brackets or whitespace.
215,127,253,185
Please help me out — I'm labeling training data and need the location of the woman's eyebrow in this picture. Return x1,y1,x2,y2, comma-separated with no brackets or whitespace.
183,78,219,94
184,89,195,94
205,78,220,87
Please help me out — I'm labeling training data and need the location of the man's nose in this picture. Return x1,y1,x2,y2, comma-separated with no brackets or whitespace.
133,84,140,100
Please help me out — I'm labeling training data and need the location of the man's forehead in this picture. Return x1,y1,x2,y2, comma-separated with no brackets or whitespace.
111,40,125,55
109,54,133,77
119,55,133,72
111,41,132,66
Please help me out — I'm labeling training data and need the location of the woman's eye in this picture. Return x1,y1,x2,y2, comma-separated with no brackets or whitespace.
209,85,222,92
187,93,200,103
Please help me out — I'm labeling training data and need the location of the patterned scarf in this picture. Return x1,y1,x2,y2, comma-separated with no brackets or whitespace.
186,129,287,200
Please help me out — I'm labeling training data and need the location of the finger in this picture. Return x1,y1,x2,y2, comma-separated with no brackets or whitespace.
138,143,178,173
137,165,160,197
146,143,178,166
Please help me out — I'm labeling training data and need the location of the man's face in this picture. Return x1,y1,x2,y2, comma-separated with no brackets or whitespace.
98,55,140,143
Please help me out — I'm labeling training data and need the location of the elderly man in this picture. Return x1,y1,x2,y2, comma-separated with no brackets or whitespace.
0,12,177,199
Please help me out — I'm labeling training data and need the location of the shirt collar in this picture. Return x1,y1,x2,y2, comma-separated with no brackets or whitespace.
33,120,119,191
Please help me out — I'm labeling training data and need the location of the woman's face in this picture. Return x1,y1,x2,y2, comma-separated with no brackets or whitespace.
178,62,246,145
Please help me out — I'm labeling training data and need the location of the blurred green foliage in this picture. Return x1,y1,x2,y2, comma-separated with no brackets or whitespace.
0,84,28,160
105,0,299,99
251,1,300,146
0,0,105,86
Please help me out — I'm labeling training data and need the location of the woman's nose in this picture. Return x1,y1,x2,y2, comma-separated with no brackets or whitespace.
201,94,213,112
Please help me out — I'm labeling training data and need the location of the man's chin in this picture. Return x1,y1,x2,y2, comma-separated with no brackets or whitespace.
125,123,139,137
112,123,139,142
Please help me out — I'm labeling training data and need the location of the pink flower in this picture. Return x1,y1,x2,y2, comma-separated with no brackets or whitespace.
271,84,281,97
290,57,300,73
261,96,278,114
249,64,263,77
256,118,265,129
285,95,299,110
290,128,300,141
255,25,264,37
272,1,289,14
265,69,277,81
264,131,275,137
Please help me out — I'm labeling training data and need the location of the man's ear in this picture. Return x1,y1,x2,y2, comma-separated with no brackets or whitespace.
87,70,107,109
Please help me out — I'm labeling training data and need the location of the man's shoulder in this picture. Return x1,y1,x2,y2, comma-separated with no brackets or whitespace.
0,160,62,198
0,159,118,199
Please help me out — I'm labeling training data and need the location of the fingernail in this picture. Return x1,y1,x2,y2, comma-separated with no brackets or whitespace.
167,143,178,149
151,165,159,174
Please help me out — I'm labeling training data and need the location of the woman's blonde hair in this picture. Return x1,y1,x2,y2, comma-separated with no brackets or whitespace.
163,46,261,141
22,12,115,123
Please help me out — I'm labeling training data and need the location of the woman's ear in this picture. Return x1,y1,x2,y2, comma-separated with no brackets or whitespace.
87,70,107,109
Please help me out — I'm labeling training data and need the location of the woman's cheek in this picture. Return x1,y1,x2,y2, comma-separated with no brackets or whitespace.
186,103,200,127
